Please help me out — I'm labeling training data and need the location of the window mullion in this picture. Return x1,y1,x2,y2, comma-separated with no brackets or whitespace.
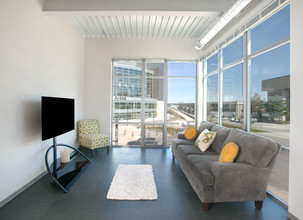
141,59,146,146
243,31,251,132
218,50,223,125
196,61,203,126
202,60,207,121
163,59,168,147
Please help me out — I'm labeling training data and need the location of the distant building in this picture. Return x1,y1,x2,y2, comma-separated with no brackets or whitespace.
207,101,244,122
113,63,161,121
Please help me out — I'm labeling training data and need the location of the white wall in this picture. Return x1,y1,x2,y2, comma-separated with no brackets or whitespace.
0,0,84,203
289,1,303,219
84,38,199,135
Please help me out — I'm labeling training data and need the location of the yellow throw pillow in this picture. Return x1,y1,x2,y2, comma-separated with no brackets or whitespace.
184,127,198,140
219,142,239,162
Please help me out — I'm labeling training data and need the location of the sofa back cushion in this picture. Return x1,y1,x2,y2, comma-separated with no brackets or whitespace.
210,125,232,154
222,129,280,168
197,121,215,134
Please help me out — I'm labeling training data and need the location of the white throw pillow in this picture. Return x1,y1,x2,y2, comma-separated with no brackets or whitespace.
195,129,216,152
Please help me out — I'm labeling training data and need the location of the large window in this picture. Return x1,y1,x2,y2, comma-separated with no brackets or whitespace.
206,74,218,123
205,53,219,123
202,4,290,203
223,37,243,67
249,6,290,204
207,53,218,74
222,37,244,129
251,5,290,53
112,60,196,147
167,62,196,145
250,44,290,147
222,64,243,129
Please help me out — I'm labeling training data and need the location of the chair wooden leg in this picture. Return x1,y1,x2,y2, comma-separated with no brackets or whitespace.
202,202,209,212
255,200,263,210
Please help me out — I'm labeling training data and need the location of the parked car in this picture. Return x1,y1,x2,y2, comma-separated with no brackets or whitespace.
127,137,158,145
127,137,158,146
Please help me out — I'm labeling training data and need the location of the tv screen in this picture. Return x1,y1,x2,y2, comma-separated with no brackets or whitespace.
42,96,75,141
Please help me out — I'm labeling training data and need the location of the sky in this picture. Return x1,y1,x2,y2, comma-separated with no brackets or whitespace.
167,63,196,103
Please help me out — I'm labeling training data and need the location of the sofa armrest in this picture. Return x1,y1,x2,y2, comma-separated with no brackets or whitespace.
177,132,186,139
211,162,271,200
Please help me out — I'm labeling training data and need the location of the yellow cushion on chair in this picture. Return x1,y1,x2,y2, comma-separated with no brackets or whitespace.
219,142,239,162
184,127,198,140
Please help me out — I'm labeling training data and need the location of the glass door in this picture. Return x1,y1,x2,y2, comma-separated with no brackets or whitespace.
144,61,165,146
112,61,143,146
167,62,196,145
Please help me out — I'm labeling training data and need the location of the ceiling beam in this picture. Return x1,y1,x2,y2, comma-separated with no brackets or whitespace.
43,0,235,16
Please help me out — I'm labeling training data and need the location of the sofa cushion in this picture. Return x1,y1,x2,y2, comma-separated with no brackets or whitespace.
185,155,219,187
176,145,203,161
171,138,195,155
177,132,186,139
178,145,203,156
172,139,195,148
178,145,217,156
210,125,232,154
222,129,280,168
197,121,216,134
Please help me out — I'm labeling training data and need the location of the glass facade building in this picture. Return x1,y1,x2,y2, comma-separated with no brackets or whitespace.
113,63,160,121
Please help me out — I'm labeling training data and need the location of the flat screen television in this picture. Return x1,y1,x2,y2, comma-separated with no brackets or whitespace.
42,96,75,141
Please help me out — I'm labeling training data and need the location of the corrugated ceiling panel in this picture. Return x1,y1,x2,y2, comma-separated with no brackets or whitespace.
68,15,216,39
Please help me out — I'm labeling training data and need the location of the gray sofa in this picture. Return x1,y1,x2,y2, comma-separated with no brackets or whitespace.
171,121,281,211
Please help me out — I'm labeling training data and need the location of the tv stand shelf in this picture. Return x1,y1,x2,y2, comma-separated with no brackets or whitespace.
45,141,91,192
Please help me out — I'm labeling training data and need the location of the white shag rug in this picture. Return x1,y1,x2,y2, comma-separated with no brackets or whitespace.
106,164,158,200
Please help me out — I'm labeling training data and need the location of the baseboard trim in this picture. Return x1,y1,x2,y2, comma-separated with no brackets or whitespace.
266,190,288,209
0,170,47,208
288,212,299,220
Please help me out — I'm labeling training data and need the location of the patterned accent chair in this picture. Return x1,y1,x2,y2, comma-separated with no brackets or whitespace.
78,119,110,156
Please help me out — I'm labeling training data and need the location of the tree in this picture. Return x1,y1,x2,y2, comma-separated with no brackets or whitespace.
266,96,287,122
251,93,266,121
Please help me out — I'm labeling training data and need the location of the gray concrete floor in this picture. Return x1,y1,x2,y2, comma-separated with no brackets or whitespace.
0,147,288,220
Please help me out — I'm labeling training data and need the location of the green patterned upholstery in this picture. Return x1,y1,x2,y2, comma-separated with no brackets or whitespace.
78,119,110,150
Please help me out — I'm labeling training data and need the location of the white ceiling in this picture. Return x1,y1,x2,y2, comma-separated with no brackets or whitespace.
44,0,239,39
68,15,217,39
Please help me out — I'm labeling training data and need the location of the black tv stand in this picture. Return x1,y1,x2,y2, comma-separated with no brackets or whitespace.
45,137,91,192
